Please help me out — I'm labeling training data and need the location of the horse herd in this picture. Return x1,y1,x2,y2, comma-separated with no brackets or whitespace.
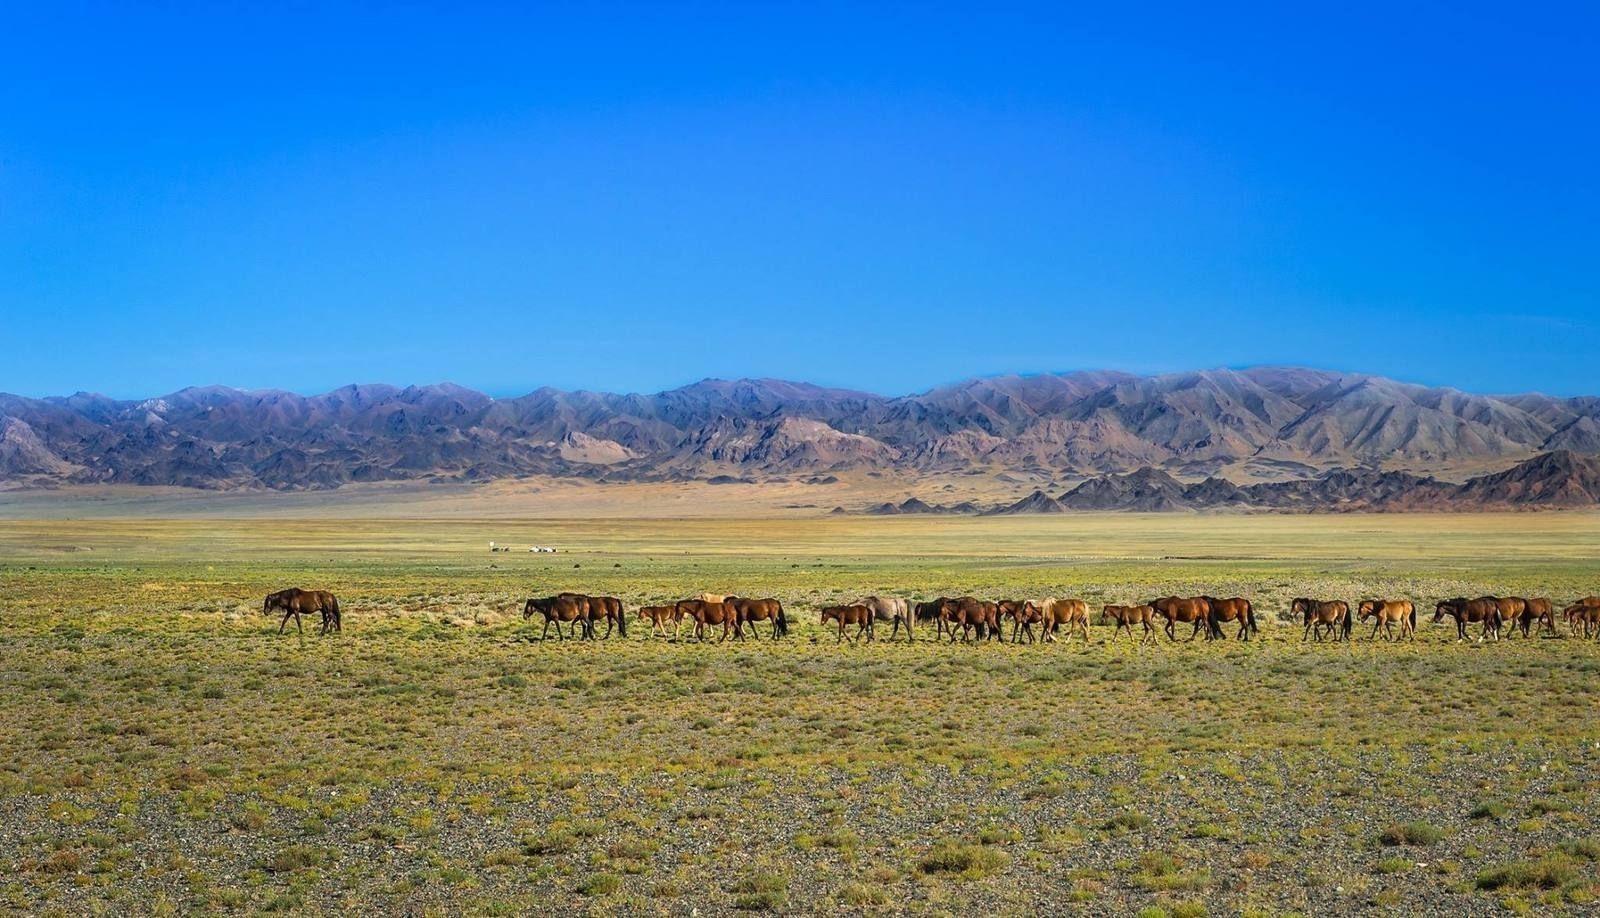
264,587,1600,644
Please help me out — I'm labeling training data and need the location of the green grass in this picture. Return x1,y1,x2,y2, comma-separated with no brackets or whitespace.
1,514,1598,913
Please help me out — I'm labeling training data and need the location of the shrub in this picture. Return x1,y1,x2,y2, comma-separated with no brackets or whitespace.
579,873,621,896
919,843,1009,879
1379,821,1442,846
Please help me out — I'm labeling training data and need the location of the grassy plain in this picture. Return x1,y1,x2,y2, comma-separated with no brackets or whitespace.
1,512,1598,915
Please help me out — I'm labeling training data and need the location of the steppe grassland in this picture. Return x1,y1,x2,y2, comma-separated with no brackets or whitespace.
1,512,1598,914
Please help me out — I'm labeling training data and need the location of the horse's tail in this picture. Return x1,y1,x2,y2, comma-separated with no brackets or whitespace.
1246,600,1258,636
776,602,788,637
617,602,627,638
1408,604,1416,634
1341,605,1353,641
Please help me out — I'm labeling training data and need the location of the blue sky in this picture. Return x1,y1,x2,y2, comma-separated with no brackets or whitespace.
3,3,1596,399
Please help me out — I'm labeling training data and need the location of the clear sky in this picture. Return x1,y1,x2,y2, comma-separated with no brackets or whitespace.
3,3,1596,399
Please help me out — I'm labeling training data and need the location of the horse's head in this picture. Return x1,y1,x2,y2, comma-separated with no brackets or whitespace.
1432,599,1455,622
1290,598,1309,619
523,598,539,620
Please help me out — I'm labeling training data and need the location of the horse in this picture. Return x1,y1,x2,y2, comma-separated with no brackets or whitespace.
1149,597,1213,642
525,593,590,640
1202,596,1257,641
1293,598,1350,642
914,599,947,626
264,588,341,635
856,596,913,641
637,604,681,639
1489,596,1530,638
676,599,735,642
1522,598,1556,637
937,597,1001,643
1039,598,1091,643
1432,597,1501,641
1566,600,1600,638
999,600,1044,643
700,593,727,603
1358,599,1416,641
1100,604,1158,644
820,604,873,642
726,596,788,640
583,595,627,638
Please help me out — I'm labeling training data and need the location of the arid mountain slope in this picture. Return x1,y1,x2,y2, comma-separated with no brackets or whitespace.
4,369,1599,508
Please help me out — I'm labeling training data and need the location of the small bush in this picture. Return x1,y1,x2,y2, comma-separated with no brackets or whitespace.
731,871,787,911
1470,801,1507,820
1475,855,1578,891
919,842,1009,879
579,873,621,896
1379,821,1442,846
1105,811,1152,832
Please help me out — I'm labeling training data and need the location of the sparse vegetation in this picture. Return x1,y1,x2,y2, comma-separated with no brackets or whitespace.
0,514,1597,913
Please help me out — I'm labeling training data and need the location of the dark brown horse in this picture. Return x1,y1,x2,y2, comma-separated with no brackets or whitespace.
820,604,873,642
525,593,590,640
1293,598,1350,642
1202,596,1257,641
1432,597,1500,641
1149,597,1213,642
1100,604,1157,644
1359,599,1416,641
264,588,341,635
676,599,735,642
726,596,788,640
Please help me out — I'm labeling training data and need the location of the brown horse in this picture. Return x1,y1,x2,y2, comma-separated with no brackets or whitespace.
581,595,627,638
1521,598,1556,637
999,600,1044,643
937,597,1001,644
913,598,946,627
1495,596,1555,638
1358,599,1416,641
1202,596,1257,641
820,604,873,642
1488,597,1530,638
1432,597,1500,641
676,599,735,642
1039,598,1091,643
1566,600,1600,638
637,604,681,639
1293,598,1351,642
1100,604,1157,644
725,596,788,640
525,593,590,640
264,588,341,635
1149,597,1213,642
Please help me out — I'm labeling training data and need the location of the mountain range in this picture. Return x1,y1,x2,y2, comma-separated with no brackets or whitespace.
4,367,1600,510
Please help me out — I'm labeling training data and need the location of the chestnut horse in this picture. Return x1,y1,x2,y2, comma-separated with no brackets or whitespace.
1293,598,1351,642
1522,598,1556,637
1039,597,1091,643
1202,596,1257,641
999,600,1044,643
1359,599,1416,641
1432,597,1501,641
676,598,735,642
1488,597,1529,638
264,588,341,635
725,596,788,640
820,604,873,642
581,595,627,638
637,604,681,639
1566,600,1600,638
1100,604,1157,644
1149,597,1213,642
937,597,1001,643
